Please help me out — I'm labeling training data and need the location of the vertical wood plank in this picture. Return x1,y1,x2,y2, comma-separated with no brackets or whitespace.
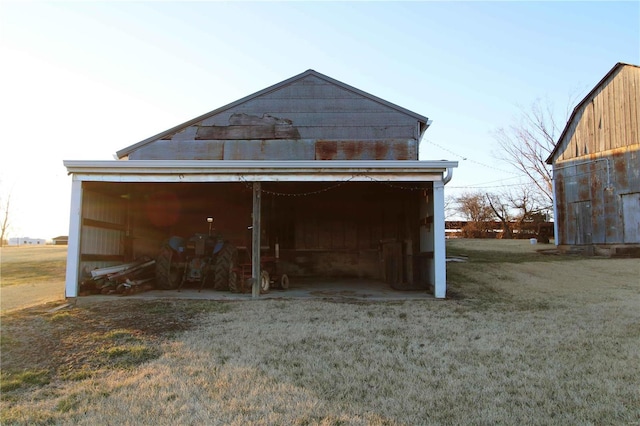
628,67,636,138
252,182,261,298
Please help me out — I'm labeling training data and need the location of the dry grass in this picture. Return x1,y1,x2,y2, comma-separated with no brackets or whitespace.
0,246,67,287
1,239,639,425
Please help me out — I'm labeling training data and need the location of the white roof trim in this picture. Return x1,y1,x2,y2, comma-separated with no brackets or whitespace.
64,160,458,183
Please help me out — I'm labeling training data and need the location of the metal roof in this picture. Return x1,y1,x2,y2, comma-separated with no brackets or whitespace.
116,70,431,159
546,62,640,164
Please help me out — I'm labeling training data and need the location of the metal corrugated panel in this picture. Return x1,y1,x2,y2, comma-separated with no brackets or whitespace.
554,148,640,245
81,191,126,256
117,70,429,158
81,227,122,255
83,191,126,224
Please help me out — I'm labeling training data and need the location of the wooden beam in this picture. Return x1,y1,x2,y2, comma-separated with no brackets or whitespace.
252,182,261,298
82,218,126,231
80,254,126,262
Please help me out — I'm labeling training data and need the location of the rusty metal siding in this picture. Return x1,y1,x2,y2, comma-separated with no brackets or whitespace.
223,140,315,160
129,138,418,161
315,140,416,160
554,148,640,245
128,141,225,160
621,193,640,243
128,73,422,161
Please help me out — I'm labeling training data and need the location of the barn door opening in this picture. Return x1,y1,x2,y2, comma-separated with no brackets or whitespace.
571,201,592,245
621,193,640,243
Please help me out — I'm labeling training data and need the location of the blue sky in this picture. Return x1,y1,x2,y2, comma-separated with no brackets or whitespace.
1,1,638,238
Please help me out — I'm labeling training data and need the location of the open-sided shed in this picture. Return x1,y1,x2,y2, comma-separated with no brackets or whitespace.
64,70,457,298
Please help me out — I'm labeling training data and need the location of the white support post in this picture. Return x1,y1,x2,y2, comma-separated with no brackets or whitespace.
252,182,261,298
65,178,83,299
432,180,446,299
551,172,559,245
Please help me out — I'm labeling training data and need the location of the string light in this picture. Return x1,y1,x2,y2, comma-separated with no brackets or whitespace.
239,175,356,196
238,174,428,196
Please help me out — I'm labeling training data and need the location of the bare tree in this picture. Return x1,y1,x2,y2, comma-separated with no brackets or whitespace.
0,193,10,247
485,192,513,239
455,192,494,222
493,97,577,209
444,195,457,220
485,185,552,240
507,185,548,225
455,192,495,237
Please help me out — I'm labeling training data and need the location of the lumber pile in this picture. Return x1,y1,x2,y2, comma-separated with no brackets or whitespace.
79,257,156,296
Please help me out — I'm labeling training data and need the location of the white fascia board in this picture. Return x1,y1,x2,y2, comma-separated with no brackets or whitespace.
70,172,445,183
64,160,458,181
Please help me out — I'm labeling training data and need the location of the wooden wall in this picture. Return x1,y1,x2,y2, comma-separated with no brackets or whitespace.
554,65,639,163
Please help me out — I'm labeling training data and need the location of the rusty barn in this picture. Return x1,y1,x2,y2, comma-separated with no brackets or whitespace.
63,70,458,299
547,62,640,255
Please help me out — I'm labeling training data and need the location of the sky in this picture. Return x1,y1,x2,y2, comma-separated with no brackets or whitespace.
0,1,638,240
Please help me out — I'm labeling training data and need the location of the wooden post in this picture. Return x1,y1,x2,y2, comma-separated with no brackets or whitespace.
252,182,261,298
65,178,83,299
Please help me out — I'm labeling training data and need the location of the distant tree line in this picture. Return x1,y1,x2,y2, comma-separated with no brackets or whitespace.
446,96,581,243
450,189,551,242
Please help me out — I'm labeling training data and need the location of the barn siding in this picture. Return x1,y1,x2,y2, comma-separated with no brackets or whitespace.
554,148,640,245
127,73,421,161
556,66,640,163
551,64,640,248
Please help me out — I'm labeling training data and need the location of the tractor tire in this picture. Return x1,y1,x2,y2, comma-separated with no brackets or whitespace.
260,270,270,293
155,245,181,290
280,274,290,290
228,270,239,293
213,243,237,291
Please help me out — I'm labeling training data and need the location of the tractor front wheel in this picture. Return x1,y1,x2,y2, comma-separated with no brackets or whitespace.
155,245,181,290
213,243,237,291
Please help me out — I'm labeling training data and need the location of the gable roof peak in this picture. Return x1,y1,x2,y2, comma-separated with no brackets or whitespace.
546,62,640,164
116,69,429,159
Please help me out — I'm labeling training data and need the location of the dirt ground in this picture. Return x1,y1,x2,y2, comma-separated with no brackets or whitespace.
0,281,66,313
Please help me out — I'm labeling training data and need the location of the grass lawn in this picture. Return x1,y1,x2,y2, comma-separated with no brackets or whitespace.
0,246,67,287
1,239,639,425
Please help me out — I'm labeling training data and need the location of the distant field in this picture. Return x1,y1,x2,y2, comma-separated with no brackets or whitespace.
0,246,67,313
0,245,67,287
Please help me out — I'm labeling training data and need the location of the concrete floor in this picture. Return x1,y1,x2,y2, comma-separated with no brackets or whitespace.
78,277,436,303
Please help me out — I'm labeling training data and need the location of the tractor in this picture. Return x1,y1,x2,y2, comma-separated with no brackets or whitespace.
155,218,237,291
229,245,289,293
